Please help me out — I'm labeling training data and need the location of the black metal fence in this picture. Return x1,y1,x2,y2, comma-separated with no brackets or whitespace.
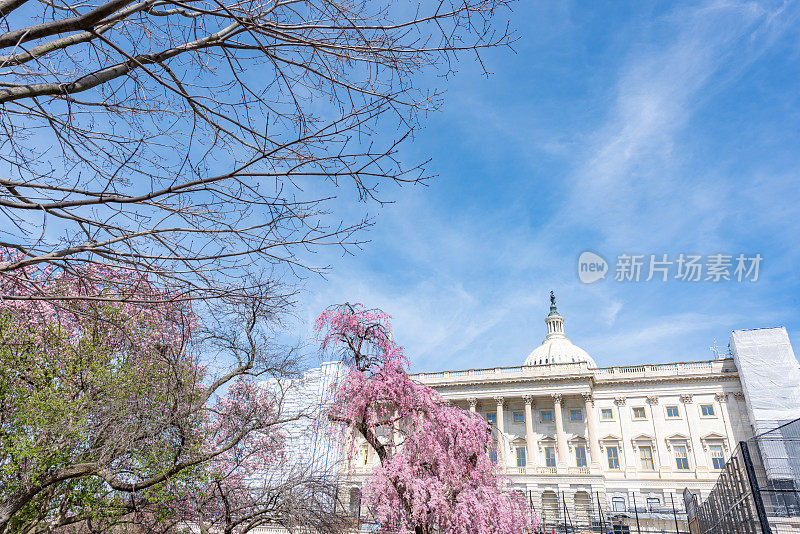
692,418,800,534
533,489,688,534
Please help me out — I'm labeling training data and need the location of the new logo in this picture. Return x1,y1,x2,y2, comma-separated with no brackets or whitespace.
578,252,608,284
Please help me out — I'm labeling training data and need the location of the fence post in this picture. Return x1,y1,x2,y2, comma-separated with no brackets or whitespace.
741,440,772,534
670,492,680,534
597,491,606,533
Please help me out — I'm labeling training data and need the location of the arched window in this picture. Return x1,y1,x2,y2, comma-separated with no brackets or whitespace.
574,491,591,525
542,490,560,522
612,496,626,512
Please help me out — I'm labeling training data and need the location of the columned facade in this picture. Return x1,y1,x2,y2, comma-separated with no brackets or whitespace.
340,296,797,531
406,297,756,529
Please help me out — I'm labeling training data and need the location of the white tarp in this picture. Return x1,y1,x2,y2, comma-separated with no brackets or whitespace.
730,327,800,480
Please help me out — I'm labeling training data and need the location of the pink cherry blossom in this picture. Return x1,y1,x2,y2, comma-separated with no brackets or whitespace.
316,303,539,534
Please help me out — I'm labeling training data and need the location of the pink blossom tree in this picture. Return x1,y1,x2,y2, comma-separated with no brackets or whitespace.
315,303,538,534
0,253,345,534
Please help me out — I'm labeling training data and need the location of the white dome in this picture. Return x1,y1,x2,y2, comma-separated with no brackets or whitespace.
524,293,597,368
524,337,596,367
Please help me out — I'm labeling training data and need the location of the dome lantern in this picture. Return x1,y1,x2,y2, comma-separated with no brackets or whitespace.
524,291,597,368
544,290,566,340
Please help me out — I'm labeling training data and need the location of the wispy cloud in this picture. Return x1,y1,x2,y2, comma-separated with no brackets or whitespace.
563,1,795,249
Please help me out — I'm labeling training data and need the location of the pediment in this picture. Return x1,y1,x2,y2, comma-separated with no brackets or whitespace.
666,433,690,441
631,433,655,442
701,432,727,441
600,434,621,442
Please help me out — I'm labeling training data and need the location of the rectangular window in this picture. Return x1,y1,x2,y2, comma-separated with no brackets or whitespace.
632,407,646,419
601,408,614,420
710,445,725,470
612,497,626,512
570,409,583,422
487,413,497,425
489,448,497,463
513,411,524,424
607,446,620,470
646,497,660,511
701,404,715,417
516,446,527,467
545,447,556,467
675,445,690,470
541,410,553,423
576,446,587,467
666,405,680,418
639,445,654,470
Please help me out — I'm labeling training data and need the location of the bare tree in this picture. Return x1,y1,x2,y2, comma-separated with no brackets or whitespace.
0,0,513,302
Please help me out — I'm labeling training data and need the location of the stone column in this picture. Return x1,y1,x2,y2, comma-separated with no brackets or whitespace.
552,393,568,469
523,395,537,468
731,392,747,440
648,395,670,474
583,392,601,471
615,396,636,476
716,393,735,455
468,398,478,413
495,396,506,466
682,394,708,475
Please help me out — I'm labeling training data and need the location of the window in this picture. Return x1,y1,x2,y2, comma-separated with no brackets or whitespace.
632,407,646,419
710,445,725,470
516,447,527,467
612,497,626,512
601,408,614,420
349,488,361,516
607,446,620,470
513,411,524,424
486,413,496,425
489,448,498,463
545,447,556,467
701,404,715,417
541,410,553,423
570,409,583,422
639,445,654,470
646,497,660,511
666,405,680,418
674,445,690,470
576,446,587,467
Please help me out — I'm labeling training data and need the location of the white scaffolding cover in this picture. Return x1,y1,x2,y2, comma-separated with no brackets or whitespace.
730,327,800,480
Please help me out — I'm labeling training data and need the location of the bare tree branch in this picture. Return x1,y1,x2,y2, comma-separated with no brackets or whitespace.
0,0,515,303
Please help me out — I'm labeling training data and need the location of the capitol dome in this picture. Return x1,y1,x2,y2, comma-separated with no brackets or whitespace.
524,292,597,368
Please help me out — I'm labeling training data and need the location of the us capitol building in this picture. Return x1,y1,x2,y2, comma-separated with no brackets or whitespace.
341,293,800,531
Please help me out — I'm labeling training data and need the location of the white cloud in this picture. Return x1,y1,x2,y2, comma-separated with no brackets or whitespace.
561,0,790,249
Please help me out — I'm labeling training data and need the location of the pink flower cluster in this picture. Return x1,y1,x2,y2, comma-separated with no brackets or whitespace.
316,303,539,534
0,248,196,348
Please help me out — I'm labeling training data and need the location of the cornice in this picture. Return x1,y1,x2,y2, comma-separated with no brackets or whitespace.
420,372,740,392
427,375,593,390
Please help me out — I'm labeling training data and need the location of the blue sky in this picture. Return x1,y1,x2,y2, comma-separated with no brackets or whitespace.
294,0,800,372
